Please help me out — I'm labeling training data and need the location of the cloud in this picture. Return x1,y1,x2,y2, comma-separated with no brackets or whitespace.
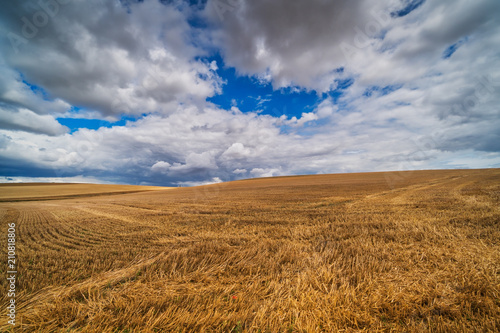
285,112,319,127
0,0,499,186
0,175,113,184
206,0,500,95
0,0,222,117
206,0,500,169
205,0,402,91
175,177,223,187
1,95,499,186
0,104,69,135
250,168,281,178
391,0,426,18
221,142,252,160
167,151,219,176
0,104,337,185
0,66,71,116
151,161,171,173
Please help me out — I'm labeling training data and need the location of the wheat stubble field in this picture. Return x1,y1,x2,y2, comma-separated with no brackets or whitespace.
1,169,499,332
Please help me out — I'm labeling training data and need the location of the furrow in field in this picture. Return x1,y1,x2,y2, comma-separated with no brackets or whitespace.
18,208,49,248
75,206,140,225
14,209,33,245
48,225,102,247
44,206,126,247
0,207,5,222
73,205,162,238
43,209,112,250
17,208,88,252
43,212,105,248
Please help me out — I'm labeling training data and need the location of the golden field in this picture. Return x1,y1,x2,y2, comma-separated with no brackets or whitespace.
0,183,167,202
0,169,499,332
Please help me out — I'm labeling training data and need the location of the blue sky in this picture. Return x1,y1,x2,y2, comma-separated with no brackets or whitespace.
0,0,499,186
56,116,136,133
207,54,320,118
57,106,141,133
54,51,350,133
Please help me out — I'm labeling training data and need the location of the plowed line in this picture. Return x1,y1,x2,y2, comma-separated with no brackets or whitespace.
16,208,99,252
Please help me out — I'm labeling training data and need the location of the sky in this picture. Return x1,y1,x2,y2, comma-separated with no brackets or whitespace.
0,0,499,186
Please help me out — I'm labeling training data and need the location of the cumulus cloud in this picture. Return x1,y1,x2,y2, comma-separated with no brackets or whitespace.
0,66,71,116
205,0,402,91
206,0,500,161
0,175,113,184
151,161,171,173
0,104,68,135
0,104,340,185
250,168,281,178
0,0,222,117
1,96,499,185
221,143,252,160
0,0,499,185
206,0,500,91
285,112,319,128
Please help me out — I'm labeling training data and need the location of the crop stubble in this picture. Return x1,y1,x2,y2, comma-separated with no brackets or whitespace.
0,169,499,332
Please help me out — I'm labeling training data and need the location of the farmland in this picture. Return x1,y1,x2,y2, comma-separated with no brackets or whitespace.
0,183,167,202
1,169,499,332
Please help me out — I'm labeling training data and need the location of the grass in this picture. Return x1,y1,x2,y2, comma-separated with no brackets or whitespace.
0,169,499,332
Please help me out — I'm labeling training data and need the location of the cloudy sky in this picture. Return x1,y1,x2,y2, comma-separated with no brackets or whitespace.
0,0,499,186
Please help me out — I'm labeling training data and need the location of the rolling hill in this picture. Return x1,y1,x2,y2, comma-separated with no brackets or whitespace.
1,169,499,332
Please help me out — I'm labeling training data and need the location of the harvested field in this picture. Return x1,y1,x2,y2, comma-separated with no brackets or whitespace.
0,183,167,202
1,169,499,332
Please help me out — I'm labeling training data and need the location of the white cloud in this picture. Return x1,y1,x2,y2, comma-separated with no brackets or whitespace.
151,161,171,173
250,168,281,178
0,66,71,116
168,151,219,175
175,177,223,187
0,0,499,185
0,0,222,117
0,106,68,135
221,143,252,159
205,0,403,91
286,112,319,128
232,168,247,174
0,175,113,184
1,96,498,185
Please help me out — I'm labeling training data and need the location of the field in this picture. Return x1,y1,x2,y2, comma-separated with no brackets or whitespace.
1,169,499,332
0,183,167,202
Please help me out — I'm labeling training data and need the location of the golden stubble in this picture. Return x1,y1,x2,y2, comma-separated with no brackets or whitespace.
1,169,499,332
